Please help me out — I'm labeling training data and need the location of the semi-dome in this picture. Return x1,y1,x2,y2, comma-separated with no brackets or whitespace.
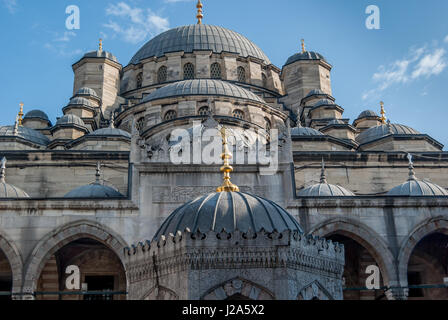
284,51,327,67
24,110,50,122
88,127,131,139
129,24,271,65
357,110,379,119
56,114,86,127
142,79,265,104
0,125,50,146
0,158,29,198
153,191,303,241
388,155,448,196
291,126,324,136
75,87,99,99
298,161,355,197
356,123,420,145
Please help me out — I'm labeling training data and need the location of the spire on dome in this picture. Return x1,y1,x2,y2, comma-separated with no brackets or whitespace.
216,127,240,193
95,162,102,184
301,39,306,53
196,0,204,24
380,101,387,124
320,158,328,184
407,153,417,181
109,113,115,129
0,157,6,183
18,102,24,126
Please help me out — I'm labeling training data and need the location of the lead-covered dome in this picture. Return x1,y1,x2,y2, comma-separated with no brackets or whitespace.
284,51,327,67
0,125,50,146
24,110,50,122
356,123,420,145
142,79,265,104
0,158,29,198
153,192,303,241
56,114,86,127
290,126,324,136
129,24,271,65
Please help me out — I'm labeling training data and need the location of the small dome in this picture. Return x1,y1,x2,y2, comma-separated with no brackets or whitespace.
298,161,355,197
285,51,327,67
88,128,131,139
313,99,336,108
67,97,95,107
142,79,265,104
75,87,99,99
0,126,50,146
357,110,379,119
153,192,303,241
356,123,420,145
82,50,118,63
290,126,324,136
24,110,50,122
0,158,29,198
64,183,124,198
130,24,270,65
56,114,86,127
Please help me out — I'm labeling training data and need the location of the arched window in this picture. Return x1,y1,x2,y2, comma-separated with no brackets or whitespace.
210,63,222,79
265,117,271,132
183,63,195,80
232,109,245,120
262,73,268,87
164,110,177,121
157,66,167,83
136,72,143,89
237,66,246,83
198,106,210,116
136,117,145,133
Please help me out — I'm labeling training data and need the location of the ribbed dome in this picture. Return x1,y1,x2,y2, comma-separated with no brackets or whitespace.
0,158,29,198
88,128,131,139
285,51,327,67
0,126,50,146
153,192,303,241
142,79,265,104
290,126,324,136
129,24,271,65
75,87,99,99
24,110,50,122
298,183,355,197
67,97,95,107
56,114,86,127
357,110,378,119
356,123,420,145
388,180,448,196
64,183,124,198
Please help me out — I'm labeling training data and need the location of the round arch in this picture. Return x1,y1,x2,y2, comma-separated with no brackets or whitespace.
22,220,129,295
309,218,397,287
201,278,275,300
0,229,23,296
397,217,448,286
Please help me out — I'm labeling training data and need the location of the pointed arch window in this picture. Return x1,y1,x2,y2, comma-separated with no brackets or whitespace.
136,72,143,89
237,66,246,83
183,63,195,80
164,110,177,121
233,109,245,120
157,66,167,84
210,63,222,79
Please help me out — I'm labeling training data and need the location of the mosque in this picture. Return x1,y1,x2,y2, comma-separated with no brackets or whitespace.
0,0,448,300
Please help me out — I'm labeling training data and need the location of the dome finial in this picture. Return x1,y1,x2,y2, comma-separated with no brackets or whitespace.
407,153,417,181
0,157,6,183
196,0,204,25
301,39,306,53
380,101,387,124
109,112,115,129
18,102,24,127
13,116,19,136
99,38,103,53
95,162,102,184
216,127,240,193
320,158,328,184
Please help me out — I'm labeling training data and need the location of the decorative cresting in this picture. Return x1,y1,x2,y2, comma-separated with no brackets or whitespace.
380,101,387,124
216,127,240,193
387,154,448,196
0,157,29,198
196,0,203,24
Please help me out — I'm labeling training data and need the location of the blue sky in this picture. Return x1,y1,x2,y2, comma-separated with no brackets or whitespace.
1,0,448,147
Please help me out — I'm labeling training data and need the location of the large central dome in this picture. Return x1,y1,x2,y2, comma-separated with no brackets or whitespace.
129,24,271,65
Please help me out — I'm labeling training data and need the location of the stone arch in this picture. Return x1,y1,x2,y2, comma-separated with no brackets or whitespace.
201,278,275,300
398,217,448,287
0,229,23,295
142,286,178,300
309,218,396,286
22,220,129,295
297,280,333,300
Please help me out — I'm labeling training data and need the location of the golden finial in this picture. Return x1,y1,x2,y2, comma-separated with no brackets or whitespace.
380,101,387,124
18,102,24,126
301,39,306,53
196,0,203,25
216,127,240,193
99,38,103,53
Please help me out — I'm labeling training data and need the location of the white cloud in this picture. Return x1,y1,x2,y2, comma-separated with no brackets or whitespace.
104,2,169,44
3,0,17,13
54,31,77,42
362,43,447,101
412,49,447,79
444,35,448,43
